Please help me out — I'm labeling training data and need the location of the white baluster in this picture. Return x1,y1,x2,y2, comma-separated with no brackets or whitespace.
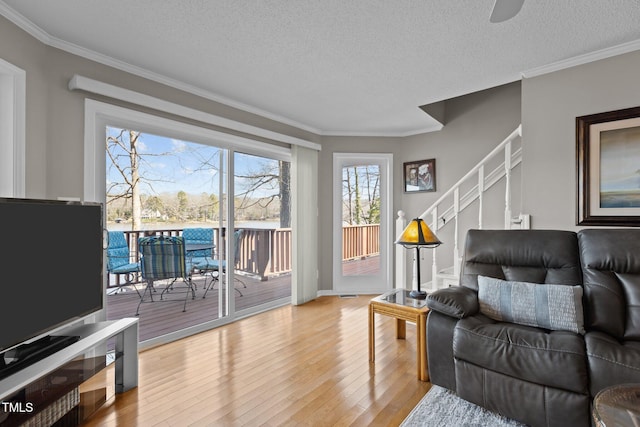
504,140,512,229
396,210,407,289
431,207,438,289
478,164,484,229
453,188,460,278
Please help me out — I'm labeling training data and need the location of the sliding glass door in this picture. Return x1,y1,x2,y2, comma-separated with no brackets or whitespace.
89,102,294,348
104,127,230,344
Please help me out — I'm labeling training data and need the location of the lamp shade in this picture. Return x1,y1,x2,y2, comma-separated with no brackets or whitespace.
395,218,442,248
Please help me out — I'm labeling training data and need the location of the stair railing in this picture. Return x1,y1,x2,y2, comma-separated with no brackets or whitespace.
396,125,522,290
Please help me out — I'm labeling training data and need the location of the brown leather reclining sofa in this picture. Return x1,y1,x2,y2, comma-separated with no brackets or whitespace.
426,229,640,427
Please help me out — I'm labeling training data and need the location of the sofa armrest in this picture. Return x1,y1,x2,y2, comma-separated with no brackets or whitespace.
427,286,479,319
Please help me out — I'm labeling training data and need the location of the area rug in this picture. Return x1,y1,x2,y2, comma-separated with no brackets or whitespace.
401,385,527,427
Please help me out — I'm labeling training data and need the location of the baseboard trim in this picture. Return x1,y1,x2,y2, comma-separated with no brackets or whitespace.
317,290,382,297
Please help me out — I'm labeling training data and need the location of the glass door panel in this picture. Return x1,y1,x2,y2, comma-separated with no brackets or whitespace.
233,152,292,313
341,164,382,277
333,153,392,294
104,126,230,343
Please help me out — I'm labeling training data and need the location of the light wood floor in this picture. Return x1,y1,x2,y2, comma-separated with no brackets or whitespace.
83,295,431,426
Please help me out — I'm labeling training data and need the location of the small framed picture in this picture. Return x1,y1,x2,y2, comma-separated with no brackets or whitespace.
403,159,436,193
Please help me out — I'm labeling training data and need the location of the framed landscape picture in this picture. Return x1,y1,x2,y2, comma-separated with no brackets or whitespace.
576,106,640,226
403,159,436,193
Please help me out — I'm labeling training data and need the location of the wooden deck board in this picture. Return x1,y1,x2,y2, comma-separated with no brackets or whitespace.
342,255,381,276
107,273,291,343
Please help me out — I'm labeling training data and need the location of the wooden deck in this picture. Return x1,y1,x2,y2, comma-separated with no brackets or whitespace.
106,256,381,344
106,273,291,343
342,255,380,276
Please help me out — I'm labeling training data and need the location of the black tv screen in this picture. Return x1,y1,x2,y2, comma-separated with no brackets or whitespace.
0,198,103,353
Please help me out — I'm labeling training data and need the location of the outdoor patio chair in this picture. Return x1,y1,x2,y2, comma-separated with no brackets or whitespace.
183,227,215,264
202,229,247,298
106,230,141,295
183,227,217,292
137,235,195,315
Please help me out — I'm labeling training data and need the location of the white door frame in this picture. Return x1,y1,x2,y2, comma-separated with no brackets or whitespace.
0,58,25,198
83,99,293,348
332,153,393,294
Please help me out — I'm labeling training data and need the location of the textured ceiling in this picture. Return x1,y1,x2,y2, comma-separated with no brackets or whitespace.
2,0,640,136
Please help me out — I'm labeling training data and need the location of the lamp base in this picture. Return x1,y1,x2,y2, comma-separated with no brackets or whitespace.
409,289,427,300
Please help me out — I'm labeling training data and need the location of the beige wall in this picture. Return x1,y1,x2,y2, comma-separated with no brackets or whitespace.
521,49,640,230
401,82,522,220
0,16,48,197
397,82,522,287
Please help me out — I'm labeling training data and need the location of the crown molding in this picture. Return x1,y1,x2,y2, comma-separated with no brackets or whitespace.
321,122,443,138
522,38,640,79
0,2,325,134
52,38,324,135
0,1,447,138
0,2,51,44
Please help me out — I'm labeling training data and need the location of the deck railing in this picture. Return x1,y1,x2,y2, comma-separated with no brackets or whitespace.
342,224,380,261
108,224,379,288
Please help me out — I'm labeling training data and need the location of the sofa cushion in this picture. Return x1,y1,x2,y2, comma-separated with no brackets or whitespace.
578,229,640,340
455,359,591,427
454,315,588,393
585,331,640,396
478,276,585,334
460,229,582,291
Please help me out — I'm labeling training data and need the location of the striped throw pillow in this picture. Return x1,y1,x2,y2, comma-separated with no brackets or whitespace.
477,276,585,334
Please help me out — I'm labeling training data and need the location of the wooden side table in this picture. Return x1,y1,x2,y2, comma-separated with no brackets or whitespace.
369,289,430,381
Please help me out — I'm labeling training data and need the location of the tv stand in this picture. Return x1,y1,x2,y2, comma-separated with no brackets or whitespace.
1,335,81,381
0,318,138,425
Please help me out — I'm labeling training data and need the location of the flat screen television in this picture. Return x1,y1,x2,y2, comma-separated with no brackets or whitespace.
0,197,103,354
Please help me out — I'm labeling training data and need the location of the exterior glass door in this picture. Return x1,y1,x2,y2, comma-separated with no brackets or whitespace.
333,153,392,294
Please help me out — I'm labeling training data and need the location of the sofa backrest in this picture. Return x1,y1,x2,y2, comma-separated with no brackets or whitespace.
578,229,640,340
460,229,582,291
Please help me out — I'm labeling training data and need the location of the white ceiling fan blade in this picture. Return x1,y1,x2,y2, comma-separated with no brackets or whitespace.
489,0,525,23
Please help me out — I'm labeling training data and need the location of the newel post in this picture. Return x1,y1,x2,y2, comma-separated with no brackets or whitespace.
395,210,407,289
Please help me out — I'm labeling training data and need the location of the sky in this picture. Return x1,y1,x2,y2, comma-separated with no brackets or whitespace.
600,126,640,193
106,127,281,197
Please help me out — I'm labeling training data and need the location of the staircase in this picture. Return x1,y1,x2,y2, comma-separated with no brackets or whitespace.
396,125,525,291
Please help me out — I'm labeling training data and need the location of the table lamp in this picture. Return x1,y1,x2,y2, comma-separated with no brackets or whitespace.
395,217,442,299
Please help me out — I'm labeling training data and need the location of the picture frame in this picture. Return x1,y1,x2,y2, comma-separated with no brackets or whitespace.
403,159,436,193
576,106,640,226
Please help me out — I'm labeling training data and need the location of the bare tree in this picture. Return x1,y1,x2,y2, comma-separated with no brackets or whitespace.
107,131,291,228
343,167,354,224
364,166,380,223
106,128,174,229
342,165,381,225
234,158,291,228
106,129,142,229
